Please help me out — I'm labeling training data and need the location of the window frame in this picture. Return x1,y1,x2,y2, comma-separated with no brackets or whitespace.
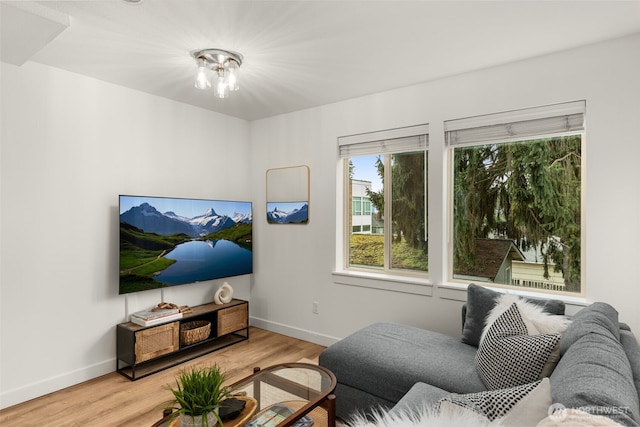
445,101,586,296
338,125,429,280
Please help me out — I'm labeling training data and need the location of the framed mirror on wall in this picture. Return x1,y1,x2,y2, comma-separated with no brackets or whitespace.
266,165,310,224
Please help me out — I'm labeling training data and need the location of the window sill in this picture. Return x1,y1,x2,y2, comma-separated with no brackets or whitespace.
332,270,433,296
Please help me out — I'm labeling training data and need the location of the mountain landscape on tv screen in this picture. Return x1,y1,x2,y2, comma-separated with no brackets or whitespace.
267,203,308,224
119,198,252,294
120,202,250,237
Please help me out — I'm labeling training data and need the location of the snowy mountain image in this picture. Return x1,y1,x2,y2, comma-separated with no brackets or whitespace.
267,202,309,224
232,212,252,224
190,208,237,235
120,198,252,237
120,203,195,236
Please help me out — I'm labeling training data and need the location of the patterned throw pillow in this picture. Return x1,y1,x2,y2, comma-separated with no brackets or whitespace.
438,379,549,422
475,302,561,390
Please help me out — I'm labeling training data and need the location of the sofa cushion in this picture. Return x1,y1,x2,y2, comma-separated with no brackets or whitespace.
332,382,393,420
559,301,620,354
319,322,486,409
475,302,561,390
461,283,566,347
550,303,640,426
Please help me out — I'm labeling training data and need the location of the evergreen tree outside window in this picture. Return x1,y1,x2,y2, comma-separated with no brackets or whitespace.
445,101,585,294
338,125,428,275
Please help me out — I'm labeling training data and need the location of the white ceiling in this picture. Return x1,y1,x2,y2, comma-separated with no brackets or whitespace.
2,0,640,121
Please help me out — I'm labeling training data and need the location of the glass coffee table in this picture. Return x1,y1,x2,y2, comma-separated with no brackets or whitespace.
152,363,337,427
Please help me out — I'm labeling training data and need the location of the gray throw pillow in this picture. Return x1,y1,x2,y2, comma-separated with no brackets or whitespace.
461,283,565,347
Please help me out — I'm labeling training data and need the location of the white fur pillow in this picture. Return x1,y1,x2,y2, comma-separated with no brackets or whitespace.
481,294,571,344
346,405,502,427
346,379,551,427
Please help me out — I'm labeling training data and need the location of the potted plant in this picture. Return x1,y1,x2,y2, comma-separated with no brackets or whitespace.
166,364,231,427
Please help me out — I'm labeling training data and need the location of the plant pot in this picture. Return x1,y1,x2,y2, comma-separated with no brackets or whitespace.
179,409,218,427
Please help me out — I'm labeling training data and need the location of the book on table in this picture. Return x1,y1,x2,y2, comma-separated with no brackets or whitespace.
131,308,180,320
130,312,183,327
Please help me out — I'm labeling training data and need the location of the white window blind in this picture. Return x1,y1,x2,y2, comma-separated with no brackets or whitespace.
445,100,585,147
338,124,429,158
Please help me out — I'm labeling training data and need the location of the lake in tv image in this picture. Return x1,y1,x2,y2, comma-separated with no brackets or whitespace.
119,195,252,295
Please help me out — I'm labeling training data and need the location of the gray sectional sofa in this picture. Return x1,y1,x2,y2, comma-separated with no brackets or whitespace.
319,285,640,426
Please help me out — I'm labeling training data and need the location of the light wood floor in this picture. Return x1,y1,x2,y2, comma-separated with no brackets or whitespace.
0,327,326,427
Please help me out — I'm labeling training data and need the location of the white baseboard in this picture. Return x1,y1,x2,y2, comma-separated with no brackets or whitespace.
249,316,340,348
0,359,114,410
1,319,339,410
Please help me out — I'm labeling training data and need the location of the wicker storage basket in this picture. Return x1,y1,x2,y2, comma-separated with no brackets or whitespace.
180,320,211,346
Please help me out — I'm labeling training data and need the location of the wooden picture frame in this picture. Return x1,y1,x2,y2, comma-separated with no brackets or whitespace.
266,165,310,224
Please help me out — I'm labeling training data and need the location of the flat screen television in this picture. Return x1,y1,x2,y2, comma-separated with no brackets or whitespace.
119,195,252,295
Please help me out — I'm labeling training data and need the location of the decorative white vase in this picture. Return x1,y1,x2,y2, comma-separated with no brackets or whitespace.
179,409,218,427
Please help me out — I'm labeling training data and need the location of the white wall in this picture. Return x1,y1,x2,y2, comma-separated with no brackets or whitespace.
249,34,640,344
2,33,639,410
0,61,251,408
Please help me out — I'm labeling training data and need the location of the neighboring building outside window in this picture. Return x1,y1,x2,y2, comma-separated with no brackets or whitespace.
338,125,428,276
445,101,585,294
352,180,373,234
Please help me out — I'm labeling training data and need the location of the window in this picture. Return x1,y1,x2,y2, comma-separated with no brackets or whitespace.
352,196,372,216
445,101,585,294
352,198,362,215
339,125,428,275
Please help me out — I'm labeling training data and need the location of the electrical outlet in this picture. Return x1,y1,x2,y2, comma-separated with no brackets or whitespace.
313,301,319,314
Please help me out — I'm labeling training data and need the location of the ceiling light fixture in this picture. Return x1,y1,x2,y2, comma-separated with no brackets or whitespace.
190,48,243,99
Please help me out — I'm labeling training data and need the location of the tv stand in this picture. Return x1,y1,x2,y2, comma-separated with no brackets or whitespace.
116,299,248,380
